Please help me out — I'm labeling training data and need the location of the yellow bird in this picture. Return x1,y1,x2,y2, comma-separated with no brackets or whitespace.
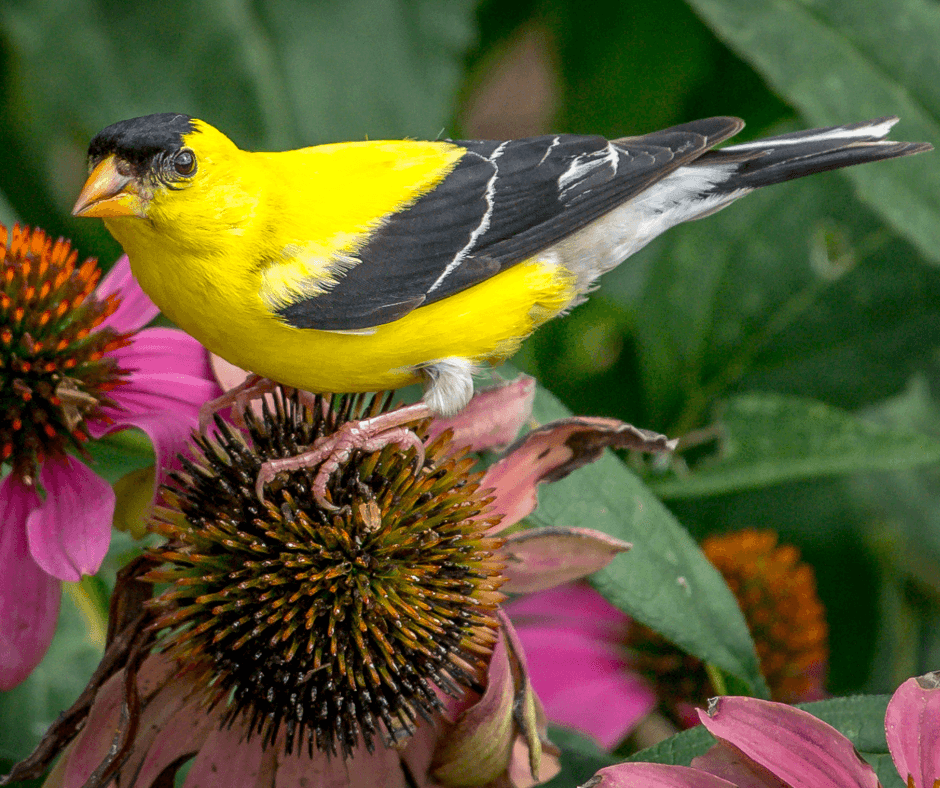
72,113,930,502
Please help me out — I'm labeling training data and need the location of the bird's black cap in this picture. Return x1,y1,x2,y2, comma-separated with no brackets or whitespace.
87,113,196,171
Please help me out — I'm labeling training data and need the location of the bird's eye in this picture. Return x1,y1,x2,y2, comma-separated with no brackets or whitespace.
173,149,196,176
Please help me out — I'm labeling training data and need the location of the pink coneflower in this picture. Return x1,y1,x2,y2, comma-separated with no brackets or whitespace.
5,381,674,787
0,224,221,689
587,669,940,788
509,529,828,747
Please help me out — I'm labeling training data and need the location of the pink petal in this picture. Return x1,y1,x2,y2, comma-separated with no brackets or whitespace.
122,677,216,787
95,255,160,332
95,327,220,425
428,375,536,453
26,456,114,582
481,417,674,532
588,763,738,788
0,475,61,689
697,696,880,788
886,671,940,788
509,618,655,748
62,670,125,788
90,327,220,493
183,722,275,788
504,582,629,641
500,527,631,593
272,738,409,788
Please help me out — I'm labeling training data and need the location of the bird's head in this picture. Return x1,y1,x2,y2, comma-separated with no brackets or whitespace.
72,113,244,231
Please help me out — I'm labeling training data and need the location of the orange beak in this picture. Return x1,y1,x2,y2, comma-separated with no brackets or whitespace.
72,155,146,219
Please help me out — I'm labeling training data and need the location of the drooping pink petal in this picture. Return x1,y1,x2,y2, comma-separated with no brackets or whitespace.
481,417,674,531
504,582,629,641
500,527,631,593
93,327,221,429
26,456,114,582
885,671,940,788
697,696,880,788
507,610,655,748
183,719,276,788
432,613,559,788
95,255,159,333
121,673,216,787
588,762,738,788
0,475,61,689
271,736,410,788
428,375,536,453
61,670,125,788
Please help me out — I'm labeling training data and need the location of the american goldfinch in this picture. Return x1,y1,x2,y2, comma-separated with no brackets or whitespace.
73,113,930,503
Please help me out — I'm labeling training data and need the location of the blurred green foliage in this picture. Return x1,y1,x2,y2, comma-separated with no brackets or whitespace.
2,0,940,777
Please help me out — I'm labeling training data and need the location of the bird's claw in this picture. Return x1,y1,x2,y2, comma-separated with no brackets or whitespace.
255,422,428,511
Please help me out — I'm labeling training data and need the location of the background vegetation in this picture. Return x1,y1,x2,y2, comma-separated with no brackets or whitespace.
1,0,939,784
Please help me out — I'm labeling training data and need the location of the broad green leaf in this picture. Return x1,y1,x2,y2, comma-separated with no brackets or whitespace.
627,724,714,766
629,694,901,787
653,393,940,499
542,727,617,788
851,375,940,681
258,0,476,144
681,0,940,263
530,385,768,697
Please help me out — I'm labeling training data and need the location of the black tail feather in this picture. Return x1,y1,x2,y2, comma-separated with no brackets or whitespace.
699,117,933,191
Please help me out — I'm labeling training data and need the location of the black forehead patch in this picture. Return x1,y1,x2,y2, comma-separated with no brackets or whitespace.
87,113,196,170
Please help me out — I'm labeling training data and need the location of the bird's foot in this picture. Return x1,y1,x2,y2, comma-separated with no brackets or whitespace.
255,402,434,510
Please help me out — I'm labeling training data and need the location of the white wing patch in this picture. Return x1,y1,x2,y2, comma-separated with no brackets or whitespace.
427,142,507,295
557,142,621,198
538,135,561,166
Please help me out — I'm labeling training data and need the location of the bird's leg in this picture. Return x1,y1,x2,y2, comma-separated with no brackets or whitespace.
255,402,434,510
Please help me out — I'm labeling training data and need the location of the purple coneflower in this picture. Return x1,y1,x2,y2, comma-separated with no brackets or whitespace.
590,669,940,788
6,379,673,788
0,224,221,689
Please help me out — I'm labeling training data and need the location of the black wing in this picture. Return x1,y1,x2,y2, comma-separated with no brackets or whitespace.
277,117,743,331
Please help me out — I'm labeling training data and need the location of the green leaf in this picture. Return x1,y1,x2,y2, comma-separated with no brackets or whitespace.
851,374,940,679
529,385,769,697
653,392,940,499
626,724,714,766
542,727,617,788
681,0,940,263
629,694,900,787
